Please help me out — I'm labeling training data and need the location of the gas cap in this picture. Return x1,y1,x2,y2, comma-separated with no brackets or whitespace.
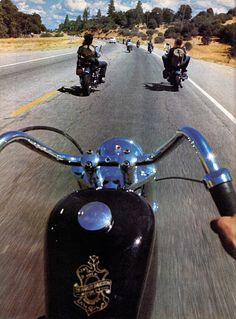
78,201,113,232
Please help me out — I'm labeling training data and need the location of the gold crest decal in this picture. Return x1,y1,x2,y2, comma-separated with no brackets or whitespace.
73,255,112,316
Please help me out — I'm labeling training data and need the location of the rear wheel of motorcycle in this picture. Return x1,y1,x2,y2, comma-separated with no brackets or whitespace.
174,75,180,91
82,74,91,96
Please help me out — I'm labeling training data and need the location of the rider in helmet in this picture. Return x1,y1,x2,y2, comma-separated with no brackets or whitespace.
77,33,107,83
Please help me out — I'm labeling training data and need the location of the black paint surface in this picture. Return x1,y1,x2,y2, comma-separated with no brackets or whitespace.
45,189,155,319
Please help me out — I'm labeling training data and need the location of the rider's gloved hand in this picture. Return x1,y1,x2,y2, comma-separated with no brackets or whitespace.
210,215,236,259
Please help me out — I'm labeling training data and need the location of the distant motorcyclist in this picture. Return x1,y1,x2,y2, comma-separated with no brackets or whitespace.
162,38,190,79
136,40,140,48
126,39,132,52
147,40,154,53
77,33,107,83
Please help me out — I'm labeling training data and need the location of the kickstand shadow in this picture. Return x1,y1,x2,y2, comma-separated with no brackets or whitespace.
58,86,100,97
144,82,178,92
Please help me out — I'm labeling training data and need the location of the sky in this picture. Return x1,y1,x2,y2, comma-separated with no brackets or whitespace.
12,0,236,29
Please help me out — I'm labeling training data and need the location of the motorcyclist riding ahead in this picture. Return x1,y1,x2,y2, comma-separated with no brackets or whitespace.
126,39,132,51
162,38,190,80
77,33,107,83
147,40,154,53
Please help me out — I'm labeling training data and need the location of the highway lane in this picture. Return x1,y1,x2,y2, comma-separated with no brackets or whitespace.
0,43,236,319
150,47,236,120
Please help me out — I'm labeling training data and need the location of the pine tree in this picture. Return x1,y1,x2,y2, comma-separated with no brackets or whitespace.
83,7,90,21
63,14,70,31
107,0,115,18
96,9,102,19
75,15,82,31
135,0,143,24
136,1,143,16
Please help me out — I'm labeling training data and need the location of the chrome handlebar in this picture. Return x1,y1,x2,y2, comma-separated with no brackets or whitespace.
0,127,232,189
0,131,82,166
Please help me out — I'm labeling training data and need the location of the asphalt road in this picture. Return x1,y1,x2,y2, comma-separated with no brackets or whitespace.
0,42,236,319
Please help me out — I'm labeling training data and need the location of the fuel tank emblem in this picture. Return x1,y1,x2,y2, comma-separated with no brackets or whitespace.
73,255,112,316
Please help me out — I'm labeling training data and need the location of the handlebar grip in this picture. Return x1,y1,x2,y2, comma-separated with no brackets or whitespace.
209,182,236,216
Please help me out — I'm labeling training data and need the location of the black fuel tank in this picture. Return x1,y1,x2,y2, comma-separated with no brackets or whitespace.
45,189,155,319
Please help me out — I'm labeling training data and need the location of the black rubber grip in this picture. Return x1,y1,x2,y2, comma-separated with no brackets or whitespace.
210,182,236,216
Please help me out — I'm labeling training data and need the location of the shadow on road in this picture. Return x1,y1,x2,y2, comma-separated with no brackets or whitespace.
58,86,99,97
144,82,178,92
58,86,82,96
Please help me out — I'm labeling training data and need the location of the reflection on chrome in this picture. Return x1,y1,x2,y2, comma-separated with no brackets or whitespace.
141,127,232,189
78,201,113,232
152,201,159,213
0,131,82,165
0,127,231,190
134,236,142,247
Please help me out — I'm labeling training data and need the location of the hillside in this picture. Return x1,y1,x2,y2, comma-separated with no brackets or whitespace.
0,17,235,67
92,23,236,67
0,33,235,67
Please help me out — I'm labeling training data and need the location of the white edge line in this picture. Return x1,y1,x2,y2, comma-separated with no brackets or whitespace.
0,40,106,68
151,50,236,125
188,78,236,125
0,52,75,68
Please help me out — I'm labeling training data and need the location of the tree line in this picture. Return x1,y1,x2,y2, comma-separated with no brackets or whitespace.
59,1,236,55
0,0,235,56
0,0,46,37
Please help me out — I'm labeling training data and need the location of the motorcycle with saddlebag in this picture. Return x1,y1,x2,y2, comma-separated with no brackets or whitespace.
76,45,101,96
163,47,189,91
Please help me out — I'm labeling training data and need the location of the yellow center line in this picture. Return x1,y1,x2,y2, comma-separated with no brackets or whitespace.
10,89,58,117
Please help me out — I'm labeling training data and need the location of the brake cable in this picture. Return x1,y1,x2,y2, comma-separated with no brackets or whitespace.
19,125,84,154
154,176,204,184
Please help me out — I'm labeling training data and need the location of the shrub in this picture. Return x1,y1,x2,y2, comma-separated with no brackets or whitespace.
183,34,192,41
119,28,131,36
184,41,193,51
191,27,199,37
229,45,236,57
130,31,146,37
201,36,211,45
154,35,165,43
132,27,139,33
40,32,53,37
102,26,110,33
54,32,64,37
67,31,78,36
88,25,99,32
164,27,177,38
219,23,236,45
146,29,155,36
147,18,157,29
